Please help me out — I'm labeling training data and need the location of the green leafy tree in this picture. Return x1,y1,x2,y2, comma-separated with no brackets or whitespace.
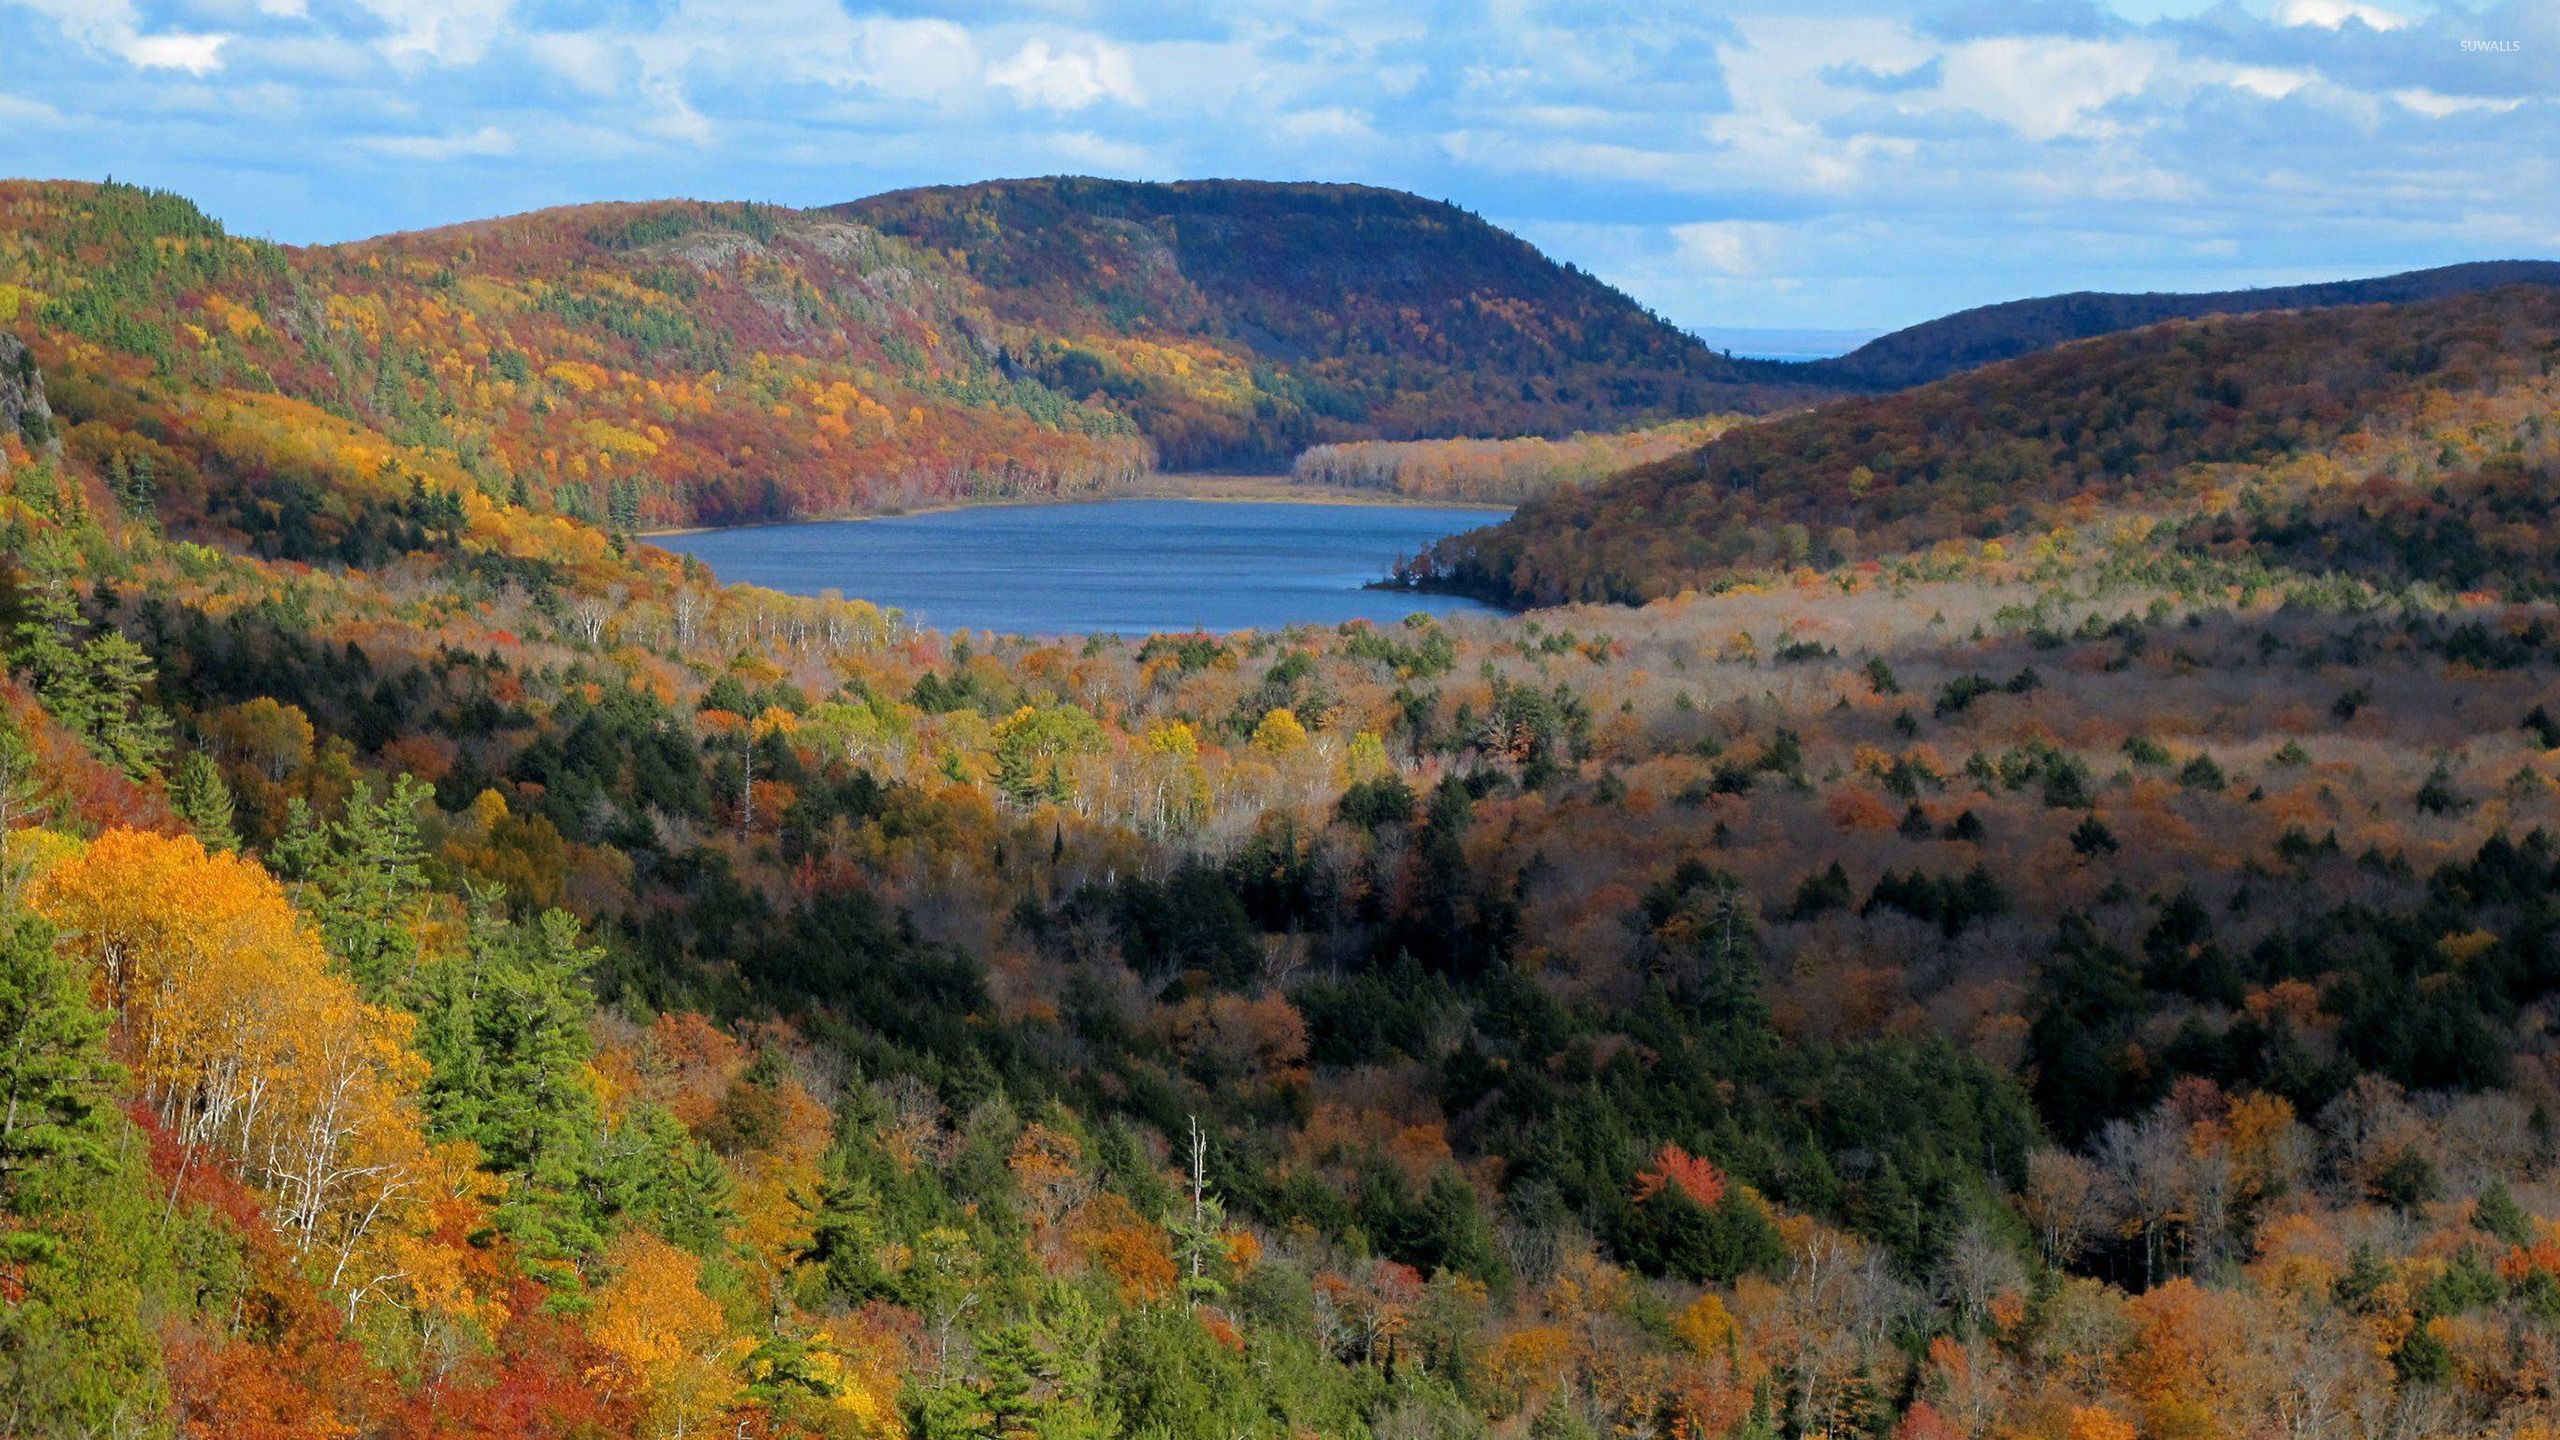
991,705,1105,806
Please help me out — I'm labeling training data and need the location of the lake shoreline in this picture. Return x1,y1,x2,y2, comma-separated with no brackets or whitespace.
635,473,1511,539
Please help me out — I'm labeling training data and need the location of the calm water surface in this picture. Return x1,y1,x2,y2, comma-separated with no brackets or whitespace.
653,498,1509,635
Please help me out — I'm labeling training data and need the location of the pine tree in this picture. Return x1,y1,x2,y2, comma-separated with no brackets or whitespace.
0,913,169,1437
4,562,167,782
417,889,608,1265
976,1322,1047,1440
0,721,45,907
296,774,435,995
0,912,120,1212
1529,1393,1598,1440
269,794,328,881
80,632,169,781
169,751,239,853
2476,1178,2534,1247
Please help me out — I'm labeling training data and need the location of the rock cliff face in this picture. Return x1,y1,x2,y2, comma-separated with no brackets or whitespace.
0,331,55,471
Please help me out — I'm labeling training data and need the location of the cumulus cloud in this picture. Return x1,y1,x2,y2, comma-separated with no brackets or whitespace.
2275,0,2410,32
987,39,1142,110
355,0,515,68
13,0,229,72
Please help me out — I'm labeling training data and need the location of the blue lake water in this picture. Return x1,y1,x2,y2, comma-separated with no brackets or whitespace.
651,498,1511,635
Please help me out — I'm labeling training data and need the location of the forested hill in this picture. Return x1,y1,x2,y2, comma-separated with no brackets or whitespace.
838,177,1825,466
4,178,1156,533
0,178,1818,543
1412,285,2560,606
1784,259,2560,391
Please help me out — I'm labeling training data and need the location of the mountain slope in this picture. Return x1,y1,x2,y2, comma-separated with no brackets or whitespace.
1786,260,2560,391
1414,286,2560,607
839,177,1825,466
4,179,1154,539
0,177,1827,545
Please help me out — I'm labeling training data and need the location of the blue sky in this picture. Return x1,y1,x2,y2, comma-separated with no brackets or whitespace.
1,0,2550,333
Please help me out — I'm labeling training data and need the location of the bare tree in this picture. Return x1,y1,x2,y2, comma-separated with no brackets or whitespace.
2019,1148,2101,1269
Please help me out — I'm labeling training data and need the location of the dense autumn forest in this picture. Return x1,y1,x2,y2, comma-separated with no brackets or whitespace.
0,174,1797,550
840,180,1824,467
15,175,2560,1440
1412,286,2560,607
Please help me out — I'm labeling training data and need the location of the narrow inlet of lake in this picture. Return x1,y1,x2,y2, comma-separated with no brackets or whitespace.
650,498,1509,635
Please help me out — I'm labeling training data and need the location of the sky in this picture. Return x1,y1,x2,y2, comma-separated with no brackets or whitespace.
0,0,2551,335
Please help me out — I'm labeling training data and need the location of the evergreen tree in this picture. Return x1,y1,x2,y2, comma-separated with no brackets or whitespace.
0,913,118,1206
0,721,45,906
169,750,239,853
81,632,169,781
294,774,435,995
417,889,608,1265
0,911,170,1436
1530,1393,1598,1440
976,1323,1046,1440
5,559,167,782
2476,1178,2534,1247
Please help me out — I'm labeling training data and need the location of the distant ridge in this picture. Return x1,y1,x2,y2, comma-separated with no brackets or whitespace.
1784,260,2560,391
838,176,1829,467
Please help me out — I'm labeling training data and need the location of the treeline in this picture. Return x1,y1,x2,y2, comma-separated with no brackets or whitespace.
1290,417,1740,503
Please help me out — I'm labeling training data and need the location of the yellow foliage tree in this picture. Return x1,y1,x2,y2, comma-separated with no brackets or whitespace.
1251,707,1310,755
588,1230,744,1439
30,828,436,1312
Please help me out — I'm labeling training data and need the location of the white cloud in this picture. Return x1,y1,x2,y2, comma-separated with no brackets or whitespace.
359,124,515,159
2274,0,2409,32
639,73,713,146
0,90,64,123
1671,221,1782,277
1030,129,1159,172
848,18,983,103
13,0,230,72
1274,106,1374,142
2219,65,2314,100
118,30,228,73
526,33,625,98
1937,37,2161,142
987,38,1142,110
2388,88,2528,117
355,0,514,69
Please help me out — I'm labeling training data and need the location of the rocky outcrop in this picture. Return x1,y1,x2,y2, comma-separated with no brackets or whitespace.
0,332,56,472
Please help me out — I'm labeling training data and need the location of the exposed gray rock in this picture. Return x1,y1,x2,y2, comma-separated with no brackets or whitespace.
0,332,57,473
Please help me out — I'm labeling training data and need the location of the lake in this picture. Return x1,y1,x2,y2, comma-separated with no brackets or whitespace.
650,498,1510,635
